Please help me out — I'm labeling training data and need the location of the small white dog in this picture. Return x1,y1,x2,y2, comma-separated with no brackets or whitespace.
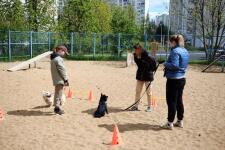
42,91,66,107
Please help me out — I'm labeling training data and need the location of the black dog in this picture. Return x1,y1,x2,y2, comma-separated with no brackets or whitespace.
94,94,108,118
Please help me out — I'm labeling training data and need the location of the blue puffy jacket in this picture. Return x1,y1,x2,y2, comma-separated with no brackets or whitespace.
164,46,189,79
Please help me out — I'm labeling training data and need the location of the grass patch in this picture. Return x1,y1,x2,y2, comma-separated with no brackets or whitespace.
189,60,209,65
67,55,126,61
186,45,205,52
0,55,31,62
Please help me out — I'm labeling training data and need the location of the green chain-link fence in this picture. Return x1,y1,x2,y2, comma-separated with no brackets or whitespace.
0,30,173,61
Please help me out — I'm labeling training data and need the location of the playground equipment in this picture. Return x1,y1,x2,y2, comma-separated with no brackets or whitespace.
7,51,53,72
202,50,225,72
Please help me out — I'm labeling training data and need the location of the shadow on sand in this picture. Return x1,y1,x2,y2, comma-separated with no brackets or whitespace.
98,123,163,132
7,109,54,116
82,107,124,115
32,105,51,109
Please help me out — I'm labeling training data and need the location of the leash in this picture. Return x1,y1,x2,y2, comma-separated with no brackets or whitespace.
123,63,161,111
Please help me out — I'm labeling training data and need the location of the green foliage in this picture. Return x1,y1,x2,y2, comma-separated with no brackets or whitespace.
155,24,171,36
154,23,173,42
145,14,157,36
0,0,26,30
58,0,112,33
186,45,205,52
111,5,138,34
25,0,56,31
59,0,93,32
92,0,112,33
0,0,140,34
189,60,209,65
0,0,55,31
58,0,138,34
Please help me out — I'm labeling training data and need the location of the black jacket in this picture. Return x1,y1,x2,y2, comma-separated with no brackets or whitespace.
134,50,156,81
50,52,60,60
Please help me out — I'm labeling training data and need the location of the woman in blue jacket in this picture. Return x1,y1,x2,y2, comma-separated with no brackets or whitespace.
162,35,189,130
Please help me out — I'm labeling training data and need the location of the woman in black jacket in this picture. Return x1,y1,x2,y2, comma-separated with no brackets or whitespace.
130,43,156,112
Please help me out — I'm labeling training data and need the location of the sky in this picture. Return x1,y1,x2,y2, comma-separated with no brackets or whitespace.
146,0,169,20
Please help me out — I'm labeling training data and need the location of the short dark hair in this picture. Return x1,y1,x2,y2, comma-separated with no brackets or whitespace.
133,43,142,49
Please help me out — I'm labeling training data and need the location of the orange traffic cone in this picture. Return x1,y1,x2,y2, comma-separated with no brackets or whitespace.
111,124,123,145
0,109,4,121
66,88,73,99
88,90,94,101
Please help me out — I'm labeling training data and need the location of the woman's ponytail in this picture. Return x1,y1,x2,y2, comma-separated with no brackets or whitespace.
170,34,185,47
177,35,185,47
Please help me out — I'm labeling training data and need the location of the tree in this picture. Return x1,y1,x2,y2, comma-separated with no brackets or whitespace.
59,0,112,33
92,0,112,33
25,0,56,31
126,5,138,33
192,0,225,60
155,22,172,42
145,14,157,36
0,0,26,30
111,5,138,34
59,0,93,33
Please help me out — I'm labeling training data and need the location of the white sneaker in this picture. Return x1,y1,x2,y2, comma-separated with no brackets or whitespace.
161,122,173,130
174,120,183,128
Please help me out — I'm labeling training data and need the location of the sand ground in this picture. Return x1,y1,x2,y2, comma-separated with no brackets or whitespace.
0,60,225,150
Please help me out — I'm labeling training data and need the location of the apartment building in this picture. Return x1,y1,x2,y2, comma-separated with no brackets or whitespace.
108,0,146,23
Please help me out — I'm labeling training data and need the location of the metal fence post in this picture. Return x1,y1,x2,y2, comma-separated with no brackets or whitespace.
8,30,11,61
222,56,225,72
207,38,210,60
117,33,121,57
78,33,81,53
70,32,74,55
48,32,51,51
209,36,213,61
222,60,224,72
30,31,33,58
93,33,96,57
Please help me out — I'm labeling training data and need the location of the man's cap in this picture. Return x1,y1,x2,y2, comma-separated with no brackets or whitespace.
56,45,69,55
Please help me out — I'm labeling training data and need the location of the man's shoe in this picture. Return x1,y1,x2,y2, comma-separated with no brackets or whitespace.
57,109,65,115
54,106,64,115
54,106,60,113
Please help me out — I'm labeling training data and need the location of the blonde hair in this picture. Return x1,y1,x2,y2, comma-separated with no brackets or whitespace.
169,34,185,47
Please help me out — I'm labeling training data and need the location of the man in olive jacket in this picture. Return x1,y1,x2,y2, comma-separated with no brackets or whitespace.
50,45,69,115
